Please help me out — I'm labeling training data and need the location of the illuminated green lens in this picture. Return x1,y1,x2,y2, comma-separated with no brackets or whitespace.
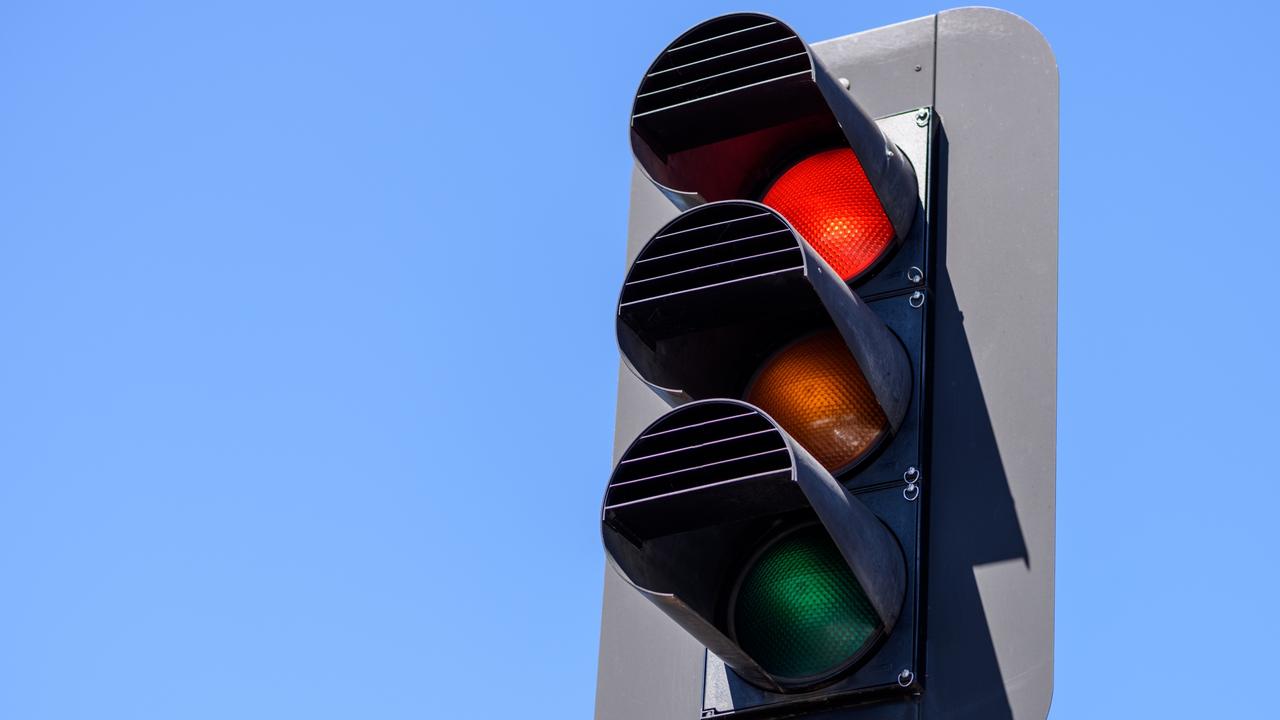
732,525,881,681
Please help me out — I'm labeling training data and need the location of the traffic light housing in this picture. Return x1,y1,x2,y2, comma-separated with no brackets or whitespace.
602,399,910,693
616,200,911,430
597,8,1057,720
629,14,917,252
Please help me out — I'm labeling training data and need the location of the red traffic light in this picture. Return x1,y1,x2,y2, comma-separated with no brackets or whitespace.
762,148,897,282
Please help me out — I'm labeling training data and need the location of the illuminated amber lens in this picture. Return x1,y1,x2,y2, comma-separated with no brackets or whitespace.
762,148,896,281
745,330,888,472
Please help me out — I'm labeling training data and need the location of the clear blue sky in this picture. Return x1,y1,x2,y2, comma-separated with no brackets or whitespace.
1,2,1275,718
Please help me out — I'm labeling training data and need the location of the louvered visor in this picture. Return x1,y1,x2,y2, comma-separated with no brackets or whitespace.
632,19,809,119
619,204,803,308
604,401,803,542
616,202,827,403
630,14,833,205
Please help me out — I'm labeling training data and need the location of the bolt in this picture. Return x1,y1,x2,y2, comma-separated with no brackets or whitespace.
838,77,851,90
909,291,925,308
898,669,915,687
915,108,930,127
914,64,923,72
906,266,923,284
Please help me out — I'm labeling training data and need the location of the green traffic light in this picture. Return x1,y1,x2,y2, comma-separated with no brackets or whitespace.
732,524,881,683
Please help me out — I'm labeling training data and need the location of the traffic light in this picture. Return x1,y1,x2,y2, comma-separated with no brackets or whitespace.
605,12,929,715
602,398,909,694
597,8,1057,720
629,13,918,291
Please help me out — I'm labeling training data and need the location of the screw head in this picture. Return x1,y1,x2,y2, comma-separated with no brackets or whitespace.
909,291,925,308
904,467,920,483
906,266,923,284
898,669,915,687
838,77,851,90
915,108,930,127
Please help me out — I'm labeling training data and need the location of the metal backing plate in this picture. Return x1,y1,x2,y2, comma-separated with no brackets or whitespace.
595,9,1057,720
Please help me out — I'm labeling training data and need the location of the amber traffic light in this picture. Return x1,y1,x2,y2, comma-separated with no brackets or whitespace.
745,329,889,473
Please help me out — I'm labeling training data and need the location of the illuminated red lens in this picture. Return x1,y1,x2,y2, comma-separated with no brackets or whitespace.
762,148,896,282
